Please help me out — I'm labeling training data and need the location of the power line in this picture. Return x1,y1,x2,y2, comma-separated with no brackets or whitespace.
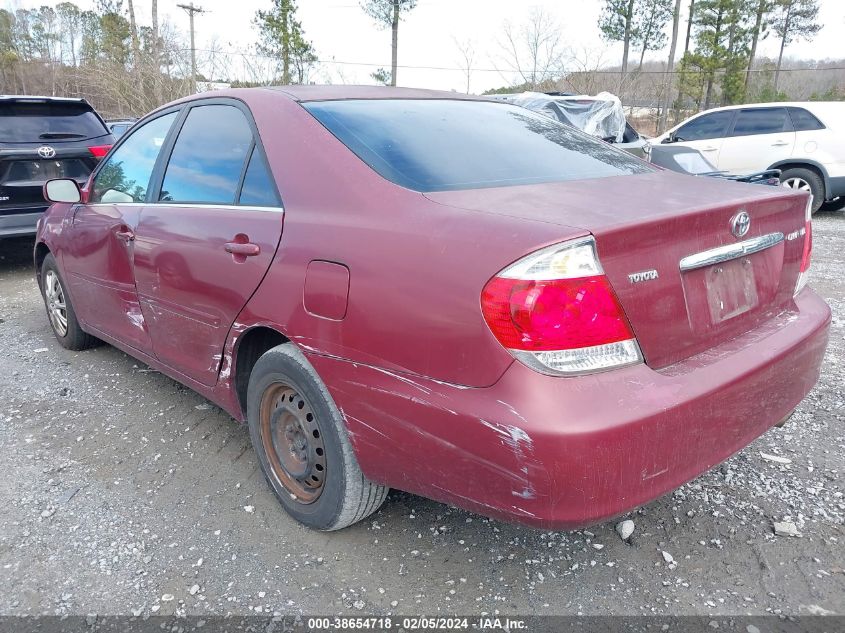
185,48,845,76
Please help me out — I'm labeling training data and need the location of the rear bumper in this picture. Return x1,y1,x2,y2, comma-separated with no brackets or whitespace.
310,289,830,530
0,208,45,237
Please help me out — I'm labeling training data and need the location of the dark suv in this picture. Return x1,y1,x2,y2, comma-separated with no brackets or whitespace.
1,96,114,238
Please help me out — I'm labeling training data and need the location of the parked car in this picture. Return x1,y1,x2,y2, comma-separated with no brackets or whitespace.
106,118,137,139
0,95,113,238
651,102,845,212
494,91,649,157
36,87,829,531
649,143,782,185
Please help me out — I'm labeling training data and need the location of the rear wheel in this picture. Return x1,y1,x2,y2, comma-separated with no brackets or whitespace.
780,167,824,214
40,253,99,350
246,343,388,530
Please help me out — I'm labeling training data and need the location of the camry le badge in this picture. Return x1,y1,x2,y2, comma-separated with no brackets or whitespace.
731,210,751,238
628,269,659,284
37,145,56,159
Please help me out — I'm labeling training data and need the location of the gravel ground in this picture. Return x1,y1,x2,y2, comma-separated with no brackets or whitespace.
0,213,843,618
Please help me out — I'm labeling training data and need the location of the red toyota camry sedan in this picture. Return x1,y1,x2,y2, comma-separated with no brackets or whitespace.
35,86,830,531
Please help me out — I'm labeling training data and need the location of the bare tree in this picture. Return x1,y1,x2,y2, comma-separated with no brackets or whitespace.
562,46,611,95
496,7,566,90
453,37,475,94
126,0,140,66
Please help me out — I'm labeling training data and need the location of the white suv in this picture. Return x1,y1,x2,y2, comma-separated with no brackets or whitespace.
652,102,845,212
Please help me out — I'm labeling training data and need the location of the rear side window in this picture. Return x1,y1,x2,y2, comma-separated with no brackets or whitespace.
788,107,825,131
92,112,178,203
731,108,792,136
0,101,109,142
674,111,734,141
159,105,254,204
238,149,280,206
304,99,652,192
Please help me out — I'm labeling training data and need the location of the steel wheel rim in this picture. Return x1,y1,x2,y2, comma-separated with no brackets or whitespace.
259,383,326,504
44,270,68,337
782,177,812,192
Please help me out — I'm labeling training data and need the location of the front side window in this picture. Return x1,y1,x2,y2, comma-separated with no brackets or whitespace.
674,111,734,142
731,108,792,136
91,111,178,203
159,105,254,204
304,99,652,192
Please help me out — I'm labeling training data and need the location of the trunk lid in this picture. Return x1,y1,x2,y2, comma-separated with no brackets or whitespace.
426,171,809,369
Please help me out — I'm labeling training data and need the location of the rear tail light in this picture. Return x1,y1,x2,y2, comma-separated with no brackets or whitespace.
794,195,813,295
88,145,112,159
481,237,643,376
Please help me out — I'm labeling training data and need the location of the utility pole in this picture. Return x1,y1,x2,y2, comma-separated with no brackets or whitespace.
177,2,206,93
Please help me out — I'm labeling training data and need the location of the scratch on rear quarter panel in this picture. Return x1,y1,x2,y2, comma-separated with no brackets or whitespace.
479,419,537,500
641,466,670,481
496,399,529,424
369,366,433,395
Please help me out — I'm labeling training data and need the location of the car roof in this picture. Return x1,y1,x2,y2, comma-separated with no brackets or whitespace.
0,95,88,103
264,85,488,102
692,101,843,114
672,100,844,130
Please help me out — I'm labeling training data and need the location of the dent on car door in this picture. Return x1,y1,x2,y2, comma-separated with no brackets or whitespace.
671,110,735,167
132,102,284,387
61,111,179,352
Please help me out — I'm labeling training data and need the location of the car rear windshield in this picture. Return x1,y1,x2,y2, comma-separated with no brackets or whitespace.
0,101,108,143
304,99,653,192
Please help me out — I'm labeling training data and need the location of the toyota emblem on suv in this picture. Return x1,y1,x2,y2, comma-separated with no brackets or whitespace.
731,211,750,238
37,146,56,159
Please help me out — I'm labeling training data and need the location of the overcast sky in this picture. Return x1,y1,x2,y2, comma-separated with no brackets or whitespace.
5,0,845,92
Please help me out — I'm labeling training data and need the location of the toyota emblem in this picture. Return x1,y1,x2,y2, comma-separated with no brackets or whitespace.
730,211,751,239
37,145,56,159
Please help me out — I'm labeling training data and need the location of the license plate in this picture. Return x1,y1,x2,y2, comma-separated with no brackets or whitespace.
705,257,758,323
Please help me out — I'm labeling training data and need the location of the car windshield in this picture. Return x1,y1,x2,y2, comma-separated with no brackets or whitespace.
0,101,109,142
304,99,653,192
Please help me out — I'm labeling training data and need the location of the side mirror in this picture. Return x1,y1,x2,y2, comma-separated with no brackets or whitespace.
661,134,673,144
44,178,82,203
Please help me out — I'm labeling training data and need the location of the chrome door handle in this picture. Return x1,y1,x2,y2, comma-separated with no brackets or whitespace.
772,141,790,147
701,146,718,152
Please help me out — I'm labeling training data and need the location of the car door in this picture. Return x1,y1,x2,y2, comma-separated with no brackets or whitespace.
667,110,735,166
61,110,179,352
132,101,284,387
717,107,795,174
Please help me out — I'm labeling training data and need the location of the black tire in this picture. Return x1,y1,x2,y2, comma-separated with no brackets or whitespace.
780,167,824,214
820,197,845,212
246,343,389,530
40,253,99,351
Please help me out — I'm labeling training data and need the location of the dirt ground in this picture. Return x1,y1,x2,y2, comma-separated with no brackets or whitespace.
0,213,843,618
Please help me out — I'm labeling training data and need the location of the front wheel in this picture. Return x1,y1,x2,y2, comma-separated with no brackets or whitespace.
246,343,389,530
780,167,824,214
40,253,99,350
